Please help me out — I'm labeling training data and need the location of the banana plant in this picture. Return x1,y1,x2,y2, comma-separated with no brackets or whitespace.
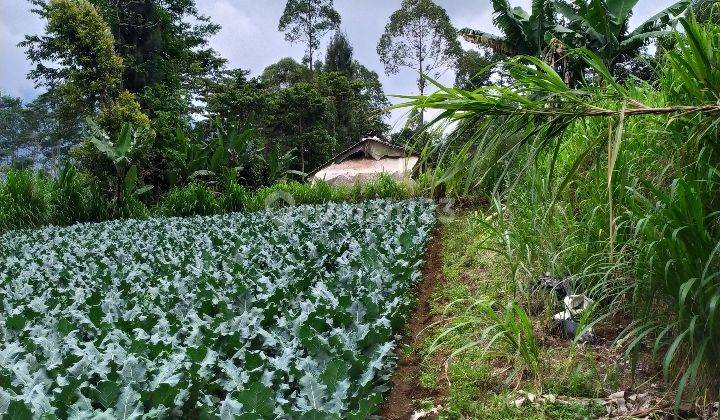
554,0,690,69
167,121,261,187
87,121,152,204
458,0,571,57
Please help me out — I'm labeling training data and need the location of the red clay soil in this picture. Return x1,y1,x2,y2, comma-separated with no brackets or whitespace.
379,228,447,420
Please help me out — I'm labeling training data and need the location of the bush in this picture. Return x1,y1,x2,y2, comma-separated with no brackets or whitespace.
221,181,248,213
51,162,109,225
0,169,52,231
160,182,220,217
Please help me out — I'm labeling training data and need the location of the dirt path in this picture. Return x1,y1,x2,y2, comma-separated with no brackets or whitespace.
379,228,446,419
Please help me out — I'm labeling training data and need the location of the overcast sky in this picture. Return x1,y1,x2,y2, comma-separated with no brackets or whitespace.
1,0,676,129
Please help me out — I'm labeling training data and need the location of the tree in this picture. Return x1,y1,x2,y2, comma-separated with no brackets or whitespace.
324,32,354,76
205,69,270,127
86,0,224,100
260,57,310,88
24,0,224,189
267,83,335,173
88,0,225,189
457,1,579,83
555,0,689,71
454,50,500,90
322,33,390,138
377,0,461,124
278,0,341,72
22,0,124,120
352,64,391,138
0,94,26,166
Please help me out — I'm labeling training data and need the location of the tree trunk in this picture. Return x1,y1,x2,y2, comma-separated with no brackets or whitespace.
418,22,425,126
307,0,314,73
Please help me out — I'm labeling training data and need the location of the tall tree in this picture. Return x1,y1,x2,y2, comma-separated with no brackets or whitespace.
87,0,225,189
22,0,124,121
278,0,341,72
0,94,26,166
377,0,461,124
267,82,335,173
324,32,354,76
87,0,223,98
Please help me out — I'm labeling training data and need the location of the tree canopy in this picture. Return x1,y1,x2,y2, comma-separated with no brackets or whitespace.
324,32,354,76
377,0,461,123
278,0,341,72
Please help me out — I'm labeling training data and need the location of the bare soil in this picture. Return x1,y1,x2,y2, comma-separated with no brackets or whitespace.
379,228,446,420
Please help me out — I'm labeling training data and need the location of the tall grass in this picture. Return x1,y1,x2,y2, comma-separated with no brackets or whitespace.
0,165,426,234
0,169,52,230
400,19,720,405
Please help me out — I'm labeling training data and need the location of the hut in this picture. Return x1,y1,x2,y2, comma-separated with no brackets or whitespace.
307,137,419,186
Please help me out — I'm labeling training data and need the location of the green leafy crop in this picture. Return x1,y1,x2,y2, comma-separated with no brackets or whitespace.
0,199,435,418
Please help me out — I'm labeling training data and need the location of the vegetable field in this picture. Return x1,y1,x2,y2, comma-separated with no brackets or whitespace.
0,199,435,418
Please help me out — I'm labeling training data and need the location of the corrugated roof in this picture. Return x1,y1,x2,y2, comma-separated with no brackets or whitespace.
307,137,413,177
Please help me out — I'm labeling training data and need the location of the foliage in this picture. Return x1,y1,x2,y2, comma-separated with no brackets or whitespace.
160,182,220,217
261,57,311,89
84,122,153,208
400,20,720,406
555,0,689,70
96,91,154,145
454,50,502,90
87,0,223,100
377,0,462,112
691,0,720,22
87,0,224,179
278,0,341,72
458,0,561,57
206,54,389,177
51,161,108,225
266,82,336,173
165,124,262,189
22,0,124,118
0,199,435,417
324,32,354,76
0,93,28,166
0,169,52,231
21,0,224,190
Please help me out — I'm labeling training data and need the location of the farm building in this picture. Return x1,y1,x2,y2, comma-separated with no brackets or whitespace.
308,137,419,185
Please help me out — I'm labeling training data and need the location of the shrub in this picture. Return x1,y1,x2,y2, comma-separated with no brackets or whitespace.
220,181,248,213
0,169,52,231
160,182,220,217
50,162,109,225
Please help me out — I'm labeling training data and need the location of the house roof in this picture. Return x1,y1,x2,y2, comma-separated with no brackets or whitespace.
307,137,414,177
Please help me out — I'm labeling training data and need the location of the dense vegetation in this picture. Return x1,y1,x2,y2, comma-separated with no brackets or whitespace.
2,0,720,417
0,199,435,417
403,11,720,415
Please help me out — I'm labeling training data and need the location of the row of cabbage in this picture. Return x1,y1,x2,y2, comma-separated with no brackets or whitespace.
0,199,435,418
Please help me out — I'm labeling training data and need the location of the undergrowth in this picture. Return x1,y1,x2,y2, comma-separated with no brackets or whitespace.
414,213,614,419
